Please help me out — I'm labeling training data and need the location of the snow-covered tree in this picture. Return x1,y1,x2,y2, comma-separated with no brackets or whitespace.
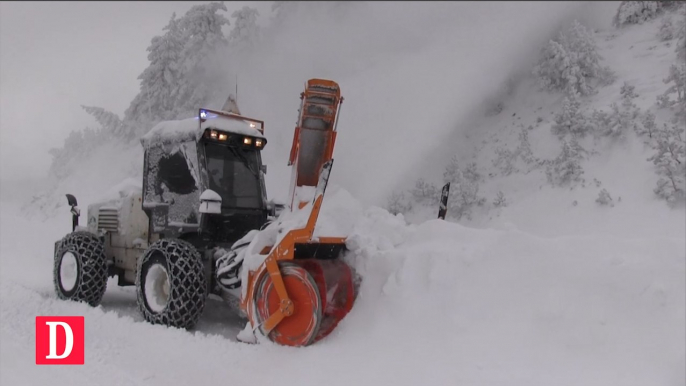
125,13,184,130
462,162,482,183
270,1,300,27
441,156,486,220
648,123,685,204
492,191,508,208
493,147,518,176
229,6,260,50
47,126,103,180
657,16,675,41
533,20,611,96
172,2,231,117
636,110,657,138
545,137,586,187
552,91,593,137
566,20,604,80
590,82,641,137
663,64,685,101
493,127,539,176
596,189,615,206
81,105,131,140
533,39,572,93
124,2,232,133
386,191,412,216
517,128,536,165
658,63,686,122
410,178,440,205
613,1,662,27
675,8,686,61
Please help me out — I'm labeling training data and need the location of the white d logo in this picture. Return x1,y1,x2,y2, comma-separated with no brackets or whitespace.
45,321,74,359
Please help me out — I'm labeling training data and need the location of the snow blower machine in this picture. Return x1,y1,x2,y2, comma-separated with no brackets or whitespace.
53,79,355,346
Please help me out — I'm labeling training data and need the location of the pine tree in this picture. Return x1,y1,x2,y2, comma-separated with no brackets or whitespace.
637,110,657,138
229,6,260,50
545,137,586,187
387,191,412,215
659,63,686,122
566,20,603,82
410,178,439,204
657,16,675,41
125,13,184,129
533,20,610,96
517,127,536,165
81,105,130,140
172,2,231,117
533,39,570,93
596,189,615,206
492,191,507,208
648,123,685,204
552,91,592,137
271,1,300,26
675,8,686,62
613,1,662,27
441,156,486,220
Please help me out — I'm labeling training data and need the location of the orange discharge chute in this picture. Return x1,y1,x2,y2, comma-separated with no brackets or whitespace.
240,79,355,347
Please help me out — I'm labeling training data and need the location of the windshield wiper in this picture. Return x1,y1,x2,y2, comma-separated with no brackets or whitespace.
228,147,259,177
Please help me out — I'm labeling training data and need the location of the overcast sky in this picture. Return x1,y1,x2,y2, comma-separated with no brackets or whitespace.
0,1,272,182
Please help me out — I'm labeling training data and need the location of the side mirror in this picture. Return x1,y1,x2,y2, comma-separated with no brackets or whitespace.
66,194,78,207
199,189,222,214
260,164,267,174
267,199,286,218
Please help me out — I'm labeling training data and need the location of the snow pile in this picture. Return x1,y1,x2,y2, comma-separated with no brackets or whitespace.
236,186,364,298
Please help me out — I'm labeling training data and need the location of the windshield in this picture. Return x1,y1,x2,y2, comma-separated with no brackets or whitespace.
205,143,262,209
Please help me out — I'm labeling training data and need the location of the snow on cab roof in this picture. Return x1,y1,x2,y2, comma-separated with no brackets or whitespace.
141,114,265,147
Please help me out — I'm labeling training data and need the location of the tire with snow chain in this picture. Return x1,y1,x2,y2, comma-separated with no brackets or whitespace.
53,231,108,307
136,239,207,330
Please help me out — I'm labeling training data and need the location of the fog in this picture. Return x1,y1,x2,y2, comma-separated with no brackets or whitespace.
0,1,270,183
0,1,619,206
211,1,619,204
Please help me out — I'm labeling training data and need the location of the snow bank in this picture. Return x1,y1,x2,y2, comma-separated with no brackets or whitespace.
2,188,683,385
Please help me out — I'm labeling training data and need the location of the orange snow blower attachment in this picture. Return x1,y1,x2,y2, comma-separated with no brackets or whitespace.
288,79,343,210
240,79,354,347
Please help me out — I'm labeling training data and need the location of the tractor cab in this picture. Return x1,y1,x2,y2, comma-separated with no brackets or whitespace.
140,108,270,246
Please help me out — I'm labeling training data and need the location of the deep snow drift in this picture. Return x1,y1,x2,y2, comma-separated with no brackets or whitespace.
1,184,684,385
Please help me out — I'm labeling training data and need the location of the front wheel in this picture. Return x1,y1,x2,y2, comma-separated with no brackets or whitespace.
136,239,207,329
53,231,109,307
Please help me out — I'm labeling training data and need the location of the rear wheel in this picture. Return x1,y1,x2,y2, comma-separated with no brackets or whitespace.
53,231,108,307
136,239,207,329
253,262,322,347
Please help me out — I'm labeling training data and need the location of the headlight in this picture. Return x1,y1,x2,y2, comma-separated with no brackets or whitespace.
210,130,218,139
243,137,252,145
249,122,256,128
255,139,263,148
218,133,228,141
200,110,208,119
